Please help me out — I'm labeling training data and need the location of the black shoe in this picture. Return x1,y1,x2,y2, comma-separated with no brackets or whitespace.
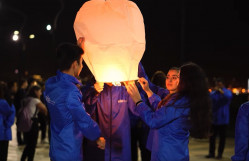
216,155,222,160
205,154,215,158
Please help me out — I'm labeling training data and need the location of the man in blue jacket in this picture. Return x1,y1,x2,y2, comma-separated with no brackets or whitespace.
231,101,249,161
82,62,168,161
206,77,233,159
44,42,103,161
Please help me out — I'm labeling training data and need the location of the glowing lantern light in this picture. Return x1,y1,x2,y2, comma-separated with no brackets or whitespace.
74,0,145,83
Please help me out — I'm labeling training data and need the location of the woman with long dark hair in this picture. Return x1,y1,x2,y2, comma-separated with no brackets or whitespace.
20,85,47,161
125,62,211,161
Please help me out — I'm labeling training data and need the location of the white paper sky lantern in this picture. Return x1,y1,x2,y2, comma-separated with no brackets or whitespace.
74,0,145,83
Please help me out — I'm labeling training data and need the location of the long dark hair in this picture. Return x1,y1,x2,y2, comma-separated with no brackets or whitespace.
158,62,211,138
178,62,211,138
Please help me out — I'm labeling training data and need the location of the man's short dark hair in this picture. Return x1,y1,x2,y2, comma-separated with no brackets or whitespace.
56,42,84,71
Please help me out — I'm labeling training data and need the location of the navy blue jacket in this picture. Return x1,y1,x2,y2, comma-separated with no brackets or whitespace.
136,94,191,161
0,99,15,141
44,71,101,161
84,83,139,161
231,101,249,161
210,88,232,125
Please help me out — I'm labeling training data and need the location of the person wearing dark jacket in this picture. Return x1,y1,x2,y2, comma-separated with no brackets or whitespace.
0,82,16,161
231,101,249,161
206,77,233,159
81,62,168,161
44,42,103,161
125,62,212,161
14,78,28,145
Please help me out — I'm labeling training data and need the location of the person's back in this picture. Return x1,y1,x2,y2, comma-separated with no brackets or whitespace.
14,78,28,114
231,101,249,161
45,72,95,160
0,82,15,161
44,42,101,161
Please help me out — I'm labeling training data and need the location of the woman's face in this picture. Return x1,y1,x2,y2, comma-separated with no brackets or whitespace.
35,89,42,98
166,69,180,94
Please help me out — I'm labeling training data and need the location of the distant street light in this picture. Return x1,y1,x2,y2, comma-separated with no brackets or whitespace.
29,34,35,39
46,24,52,31
14,30,19,35
12,34,19,41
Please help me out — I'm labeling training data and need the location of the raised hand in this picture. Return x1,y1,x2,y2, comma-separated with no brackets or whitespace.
138,77,153,97
124,81,142,104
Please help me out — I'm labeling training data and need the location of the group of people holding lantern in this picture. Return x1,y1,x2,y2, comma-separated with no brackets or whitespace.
41,0,245,161
42,0,213,161
43,38,212,161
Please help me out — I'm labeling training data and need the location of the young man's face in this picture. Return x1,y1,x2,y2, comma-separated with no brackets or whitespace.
74,55,84,77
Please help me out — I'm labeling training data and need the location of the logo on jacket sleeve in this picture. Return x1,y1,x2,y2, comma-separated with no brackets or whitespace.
45,96,55,105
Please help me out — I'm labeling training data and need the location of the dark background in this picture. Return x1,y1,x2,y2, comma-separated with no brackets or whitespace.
0,0,249,87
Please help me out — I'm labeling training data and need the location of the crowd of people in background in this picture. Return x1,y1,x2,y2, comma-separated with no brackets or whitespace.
0,75,49,161
0,43,248,161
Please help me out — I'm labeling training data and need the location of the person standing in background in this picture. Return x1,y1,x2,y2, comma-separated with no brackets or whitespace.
0,82,16,161
151,70,166,89
20,85,48,161
206,77,233,159
14,78,28,145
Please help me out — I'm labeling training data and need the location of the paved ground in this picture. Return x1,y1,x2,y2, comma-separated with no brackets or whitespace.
7,124,234,161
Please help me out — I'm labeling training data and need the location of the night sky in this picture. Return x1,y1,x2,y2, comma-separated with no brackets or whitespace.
0,0,249,87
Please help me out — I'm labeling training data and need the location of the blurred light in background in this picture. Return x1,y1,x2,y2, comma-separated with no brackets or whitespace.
12,34,19,41
14,30,19,35
248,78,249,93
46,24,52,31
29,34,35,39
232,88,239,95
14,69,19,74
12,30,20,41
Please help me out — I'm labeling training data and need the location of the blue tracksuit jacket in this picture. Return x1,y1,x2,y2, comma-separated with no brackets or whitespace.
0,99,15,141
231,101,249,161
210,88,233,125
83,84,138,161
44,71,101,161
136,94,191,161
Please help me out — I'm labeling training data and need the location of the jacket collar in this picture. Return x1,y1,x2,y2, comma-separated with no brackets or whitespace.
56,70,83,87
